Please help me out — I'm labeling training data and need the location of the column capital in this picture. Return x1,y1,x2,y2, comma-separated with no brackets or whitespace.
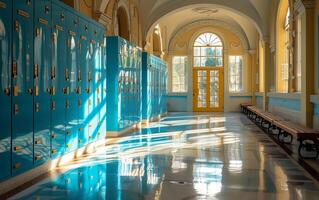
301,0,315,9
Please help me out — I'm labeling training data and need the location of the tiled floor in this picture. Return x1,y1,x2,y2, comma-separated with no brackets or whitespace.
9,113,319,200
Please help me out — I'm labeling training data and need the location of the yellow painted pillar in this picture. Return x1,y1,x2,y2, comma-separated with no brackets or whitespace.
249,50,257,105
262,40,270,112
300,0,315,127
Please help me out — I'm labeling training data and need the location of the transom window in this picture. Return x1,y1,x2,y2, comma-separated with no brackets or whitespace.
193,33,223,67
229,56,243,93
172,56,188,92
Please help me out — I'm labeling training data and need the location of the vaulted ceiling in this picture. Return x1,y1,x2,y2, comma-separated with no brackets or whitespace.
138,0,271,50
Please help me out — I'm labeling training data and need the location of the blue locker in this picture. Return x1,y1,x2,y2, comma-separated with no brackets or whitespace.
65,10,79,152
12,0,34,176
33,0,52,166
0,0,12,181
51,1,67,158
106,36,141,132
78,17,90,147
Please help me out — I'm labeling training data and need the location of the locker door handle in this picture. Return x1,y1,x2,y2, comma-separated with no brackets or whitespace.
76,87,81,94
14,146,22,151
66,131,71,135
78,100,82,107
63,87,69,94
51,149,57,154
51,134,57,139
35,155,42,161
66,101,70,109
13,163,21,170
35,139,42,145
27,88,33,95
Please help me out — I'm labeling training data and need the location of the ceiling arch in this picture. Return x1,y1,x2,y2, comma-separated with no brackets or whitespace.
141,0,266,38
168,19,251,53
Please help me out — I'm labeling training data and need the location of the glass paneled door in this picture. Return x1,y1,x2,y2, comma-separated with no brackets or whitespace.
193,67,224,112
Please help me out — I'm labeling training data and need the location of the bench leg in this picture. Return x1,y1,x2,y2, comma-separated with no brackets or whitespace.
298,138,319,159
277,130,293,144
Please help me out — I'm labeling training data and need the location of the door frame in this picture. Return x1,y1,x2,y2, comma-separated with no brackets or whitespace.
193,67,224,112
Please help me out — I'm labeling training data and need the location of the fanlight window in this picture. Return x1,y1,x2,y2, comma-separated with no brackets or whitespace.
194,33,223,67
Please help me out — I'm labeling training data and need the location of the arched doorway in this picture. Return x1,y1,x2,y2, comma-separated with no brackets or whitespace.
193,33,224,112
117,6,130,41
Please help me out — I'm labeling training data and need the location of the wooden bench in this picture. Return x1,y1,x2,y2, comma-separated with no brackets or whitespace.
272,120,319,159
240,103,252,114
243,105,319,159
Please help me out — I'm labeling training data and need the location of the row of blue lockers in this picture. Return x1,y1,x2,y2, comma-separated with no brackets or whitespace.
142,53,168,120
0,0,168,183
0,0,107,181
106,37,168,132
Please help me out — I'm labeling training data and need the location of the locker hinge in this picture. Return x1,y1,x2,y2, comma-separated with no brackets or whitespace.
78,100,82,107
66,100,70,109
76,87,81,94
12,61,18,78
34,64,39,78
14,104,19,115
13,86,19,96
35,102,40,112
51,101,56,110
86,88,91,94
79,128,83,131
35,85,39,96
51,66,56,79
88,72,92,82
49,86,56,95
35,28,41,37
65,68,70,81
67,39,70,47
45,6,50,14
78,70,81,82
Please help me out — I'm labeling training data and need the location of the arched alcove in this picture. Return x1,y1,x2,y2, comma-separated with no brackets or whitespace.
153,26,162,57
117,6,130,41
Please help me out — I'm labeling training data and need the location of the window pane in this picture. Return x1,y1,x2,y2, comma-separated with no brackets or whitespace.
229,56,243,92
172,56,187,92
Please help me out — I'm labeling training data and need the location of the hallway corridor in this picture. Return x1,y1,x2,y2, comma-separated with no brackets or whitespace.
9,113,319,200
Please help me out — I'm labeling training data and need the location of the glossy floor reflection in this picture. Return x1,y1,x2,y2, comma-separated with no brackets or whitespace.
10,113,319,200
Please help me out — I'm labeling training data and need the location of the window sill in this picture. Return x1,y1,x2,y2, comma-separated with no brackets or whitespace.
228,92,252,97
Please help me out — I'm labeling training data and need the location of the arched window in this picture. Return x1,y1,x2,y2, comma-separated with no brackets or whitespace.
276,0,290,92
193,33,223,67
282,8,290,92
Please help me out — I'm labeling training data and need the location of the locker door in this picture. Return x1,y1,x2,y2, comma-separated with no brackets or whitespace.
78,18,90,147
12,0,34,176
33,0,51,166
51,3,66,158
0,0,12,181
65,11,79,152
88,25,98,142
